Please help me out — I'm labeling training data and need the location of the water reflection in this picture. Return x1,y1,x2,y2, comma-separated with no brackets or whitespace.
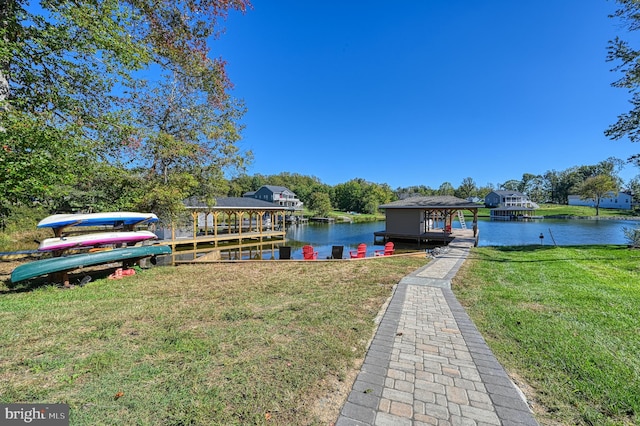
476,218,639,247
285,218,640,259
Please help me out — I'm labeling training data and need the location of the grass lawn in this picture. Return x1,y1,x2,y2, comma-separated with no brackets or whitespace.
470,204,639,218
3,242,640,425
452,245,640,425
0,256,427,425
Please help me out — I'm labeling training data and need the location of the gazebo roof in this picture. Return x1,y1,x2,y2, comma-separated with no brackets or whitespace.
379,196,480,210
183,196,288,210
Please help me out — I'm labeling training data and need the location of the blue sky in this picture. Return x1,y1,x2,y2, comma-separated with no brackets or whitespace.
212,1,639,189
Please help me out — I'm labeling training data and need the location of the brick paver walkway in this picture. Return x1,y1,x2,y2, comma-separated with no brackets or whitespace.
336,237,539,426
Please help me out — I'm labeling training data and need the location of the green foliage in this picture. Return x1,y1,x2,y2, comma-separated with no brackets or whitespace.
575,175,619,216
306,192,332,216
623,225,640,247
395,184,436,199
437,181,455,195
0,204,50,251
0,111,89,206
114,77,250,213
1,0,252,220
332,178,393,214
0,204,47,232
2,0,150,122
455,177,478,199
139,172,198,223
606,0,640,153
535,158,626,204
50,165,148,213
228,172,332,207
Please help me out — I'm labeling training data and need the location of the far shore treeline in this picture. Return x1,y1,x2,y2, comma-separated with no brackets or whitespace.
1,155,639,231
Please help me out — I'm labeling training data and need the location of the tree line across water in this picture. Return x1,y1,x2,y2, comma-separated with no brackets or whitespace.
3,155,637,230
227,157,637,218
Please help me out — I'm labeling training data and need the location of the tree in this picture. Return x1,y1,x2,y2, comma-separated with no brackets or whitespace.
1,0,252,215
121,75,249,218
332,178,392,214
0,114,86,207
50,164,147,213
527,176,546,203
228,174,268,197
394,185,434,199
261,172,330,207
627,175,640,208
476,183,495,201
499,180,521,191
455,177,478,200
333,180,364,212
575,175,619,216
606,1,640,161
437,182,455,196
622,225,640,247
362,183,393,214
307,192,332,217
2,0,252,118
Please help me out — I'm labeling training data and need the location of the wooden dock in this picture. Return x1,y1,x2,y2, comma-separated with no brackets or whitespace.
374,228,478,247
157,229,286,250
155,229,287,263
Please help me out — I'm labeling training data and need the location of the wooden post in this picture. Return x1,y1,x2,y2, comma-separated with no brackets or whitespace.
51,271,70,288
213,212,219,246
473,209,478,237
280,209,286,234
257,210,265,241
238,211,244,241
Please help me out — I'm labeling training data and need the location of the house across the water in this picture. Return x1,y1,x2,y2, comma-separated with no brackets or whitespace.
243,185,303,210
568,191,633,210
484,190,541,221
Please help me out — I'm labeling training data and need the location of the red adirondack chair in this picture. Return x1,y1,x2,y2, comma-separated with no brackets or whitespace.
349,243,367,259
302,245,318,260
374,242,395,256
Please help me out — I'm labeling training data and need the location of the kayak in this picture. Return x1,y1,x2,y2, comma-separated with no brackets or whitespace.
37,212,158,229
38,231,158,252
11,245,171,283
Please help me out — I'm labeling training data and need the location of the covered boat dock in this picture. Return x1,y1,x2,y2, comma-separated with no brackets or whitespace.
156,197,293,259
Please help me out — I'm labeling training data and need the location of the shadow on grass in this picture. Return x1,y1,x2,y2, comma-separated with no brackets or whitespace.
1,268,116,294
471,244,633,263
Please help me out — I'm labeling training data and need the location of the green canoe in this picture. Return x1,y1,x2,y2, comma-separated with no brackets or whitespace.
11,245,172,283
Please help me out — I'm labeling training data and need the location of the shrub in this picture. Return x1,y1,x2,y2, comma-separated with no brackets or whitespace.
623,226,640,248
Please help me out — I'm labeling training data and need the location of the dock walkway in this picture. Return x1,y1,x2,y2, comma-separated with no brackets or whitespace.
336,236,538,426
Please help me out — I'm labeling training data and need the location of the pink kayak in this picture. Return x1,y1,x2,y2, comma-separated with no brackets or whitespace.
38,231,158,252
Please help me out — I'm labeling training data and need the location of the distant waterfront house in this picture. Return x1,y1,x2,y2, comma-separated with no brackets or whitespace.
568,191,632,210
484,190,540,220
484,190,538,208
243,185,303,210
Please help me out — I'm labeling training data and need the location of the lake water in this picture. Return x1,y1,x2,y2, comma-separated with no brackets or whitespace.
284,218,640,259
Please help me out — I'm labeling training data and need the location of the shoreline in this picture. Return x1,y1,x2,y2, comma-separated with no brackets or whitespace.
472,214,640,221
545,215,640,220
